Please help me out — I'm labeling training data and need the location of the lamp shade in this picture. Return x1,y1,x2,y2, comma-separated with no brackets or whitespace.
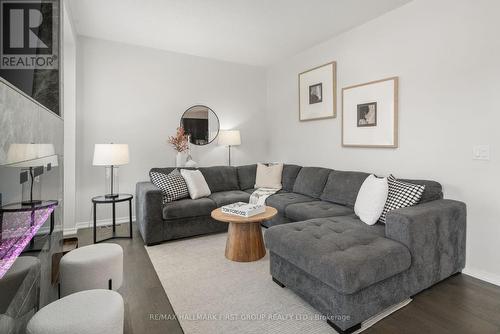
218,130,241,146
92,144,129,166
6,143,56,167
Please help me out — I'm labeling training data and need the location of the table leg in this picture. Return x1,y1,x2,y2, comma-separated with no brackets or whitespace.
129,199,133,238
112,201,116,234
30,210,35,249
49,211,54,234
225,222,266,262
93,202,97,244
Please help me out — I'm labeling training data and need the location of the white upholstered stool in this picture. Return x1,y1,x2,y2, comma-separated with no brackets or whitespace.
26,289,124,334
60,243,123,297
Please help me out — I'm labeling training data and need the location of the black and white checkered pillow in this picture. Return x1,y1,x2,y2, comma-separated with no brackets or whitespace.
379,175,425,223
150,169,189,203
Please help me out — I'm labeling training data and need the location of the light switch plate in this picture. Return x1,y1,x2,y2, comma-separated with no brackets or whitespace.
473,145,490,160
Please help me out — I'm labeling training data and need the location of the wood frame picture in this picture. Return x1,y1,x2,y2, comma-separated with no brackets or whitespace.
298,61,336,121
342,77,398,148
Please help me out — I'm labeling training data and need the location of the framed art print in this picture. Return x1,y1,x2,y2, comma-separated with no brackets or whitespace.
298,61,336,121
342,77,398,148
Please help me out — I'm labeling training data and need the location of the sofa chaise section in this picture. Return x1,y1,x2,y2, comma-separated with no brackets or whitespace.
265,198,466,332
265,218,411,294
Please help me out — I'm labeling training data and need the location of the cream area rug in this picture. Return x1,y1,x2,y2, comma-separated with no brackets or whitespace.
145,230,410,334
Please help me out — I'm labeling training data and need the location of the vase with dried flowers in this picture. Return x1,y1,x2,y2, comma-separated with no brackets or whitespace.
168,127,189,167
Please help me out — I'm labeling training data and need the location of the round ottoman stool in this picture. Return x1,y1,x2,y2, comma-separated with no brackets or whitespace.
60,244,123,297
26,289,124,334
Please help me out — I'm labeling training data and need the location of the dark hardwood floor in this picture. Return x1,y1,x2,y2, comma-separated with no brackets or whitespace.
366,274,500,334
78,224,500,334
78,224,183,334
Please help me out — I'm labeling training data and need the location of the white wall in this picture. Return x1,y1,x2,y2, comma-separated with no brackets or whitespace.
266,0,500,285
63,1,77,234
76,37,267,226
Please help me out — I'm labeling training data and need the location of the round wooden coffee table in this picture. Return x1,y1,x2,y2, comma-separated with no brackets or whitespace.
211,206,277,262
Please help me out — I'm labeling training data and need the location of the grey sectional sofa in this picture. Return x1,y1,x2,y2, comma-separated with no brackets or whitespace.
136,164,466,333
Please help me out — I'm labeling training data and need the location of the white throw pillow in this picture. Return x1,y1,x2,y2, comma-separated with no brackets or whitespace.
254,163,283,190
180,169,211,199
354,175,388,225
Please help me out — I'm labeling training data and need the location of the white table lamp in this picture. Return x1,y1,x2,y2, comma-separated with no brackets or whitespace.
93,144,129,198
218,130,241,166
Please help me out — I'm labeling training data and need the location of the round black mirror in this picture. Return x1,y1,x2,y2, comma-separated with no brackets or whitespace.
180,105,220,145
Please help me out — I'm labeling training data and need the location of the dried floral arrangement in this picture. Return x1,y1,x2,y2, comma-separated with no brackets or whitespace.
168,127,190,153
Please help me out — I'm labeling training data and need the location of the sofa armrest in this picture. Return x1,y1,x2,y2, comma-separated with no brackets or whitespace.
136,182,164,245
385,199,466,290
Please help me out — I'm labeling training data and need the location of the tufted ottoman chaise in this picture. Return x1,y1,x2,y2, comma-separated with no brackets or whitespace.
265,199,466,334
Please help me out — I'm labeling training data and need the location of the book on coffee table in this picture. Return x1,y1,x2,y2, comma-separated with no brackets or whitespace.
221,202,266,218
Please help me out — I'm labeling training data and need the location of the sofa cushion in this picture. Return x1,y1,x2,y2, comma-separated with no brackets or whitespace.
354,175,388,225
261,214,292,228
282,164,302,192
162,198,217,220
292,167,331,198
321,170,370,207
285,201,354,221
208,190,251,207
180,169,211,199
149,169,189,203
265,217,411,294
199,166,239,192
379,175,425,223
150,167,176,175
400,178,442,203
255,163,283,189
265,192,318,214
237,164,257,190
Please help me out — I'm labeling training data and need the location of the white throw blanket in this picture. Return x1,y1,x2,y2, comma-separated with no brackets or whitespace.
249,187,280,206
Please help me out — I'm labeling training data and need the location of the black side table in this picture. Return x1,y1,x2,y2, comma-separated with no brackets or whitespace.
91,194,133,244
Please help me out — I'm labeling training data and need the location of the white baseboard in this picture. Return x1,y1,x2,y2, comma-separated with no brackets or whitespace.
63,216,136,235
63,228,78,237
463,267,500,287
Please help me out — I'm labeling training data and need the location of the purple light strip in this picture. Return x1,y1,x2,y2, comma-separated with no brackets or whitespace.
0,205,56,279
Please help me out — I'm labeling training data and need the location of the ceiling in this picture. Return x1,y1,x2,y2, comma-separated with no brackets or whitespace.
67,0,411,66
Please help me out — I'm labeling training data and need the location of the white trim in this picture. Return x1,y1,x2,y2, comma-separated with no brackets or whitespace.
63,228,78,237
68,216,136,232
463,267,500,287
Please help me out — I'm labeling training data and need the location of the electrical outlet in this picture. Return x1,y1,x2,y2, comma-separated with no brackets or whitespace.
472,145,490,160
